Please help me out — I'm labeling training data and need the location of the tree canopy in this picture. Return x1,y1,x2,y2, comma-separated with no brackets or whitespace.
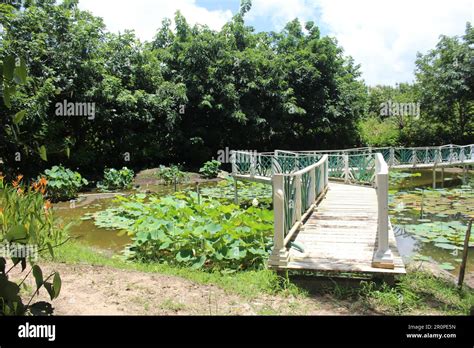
0,0,472,177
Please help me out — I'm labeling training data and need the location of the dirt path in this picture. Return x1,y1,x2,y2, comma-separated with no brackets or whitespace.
14,263,353,315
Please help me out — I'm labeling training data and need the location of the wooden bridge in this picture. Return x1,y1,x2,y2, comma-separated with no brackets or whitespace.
230,144,474,275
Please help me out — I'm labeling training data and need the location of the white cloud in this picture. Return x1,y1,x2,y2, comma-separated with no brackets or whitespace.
317,0,473,85
78,0,233,42
246,0,320,30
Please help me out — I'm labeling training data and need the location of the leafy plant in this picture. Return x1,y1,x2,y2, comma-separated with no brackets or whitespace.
93,192,274,270
0,175,65,315
200,177,272,209
97,167,134,191
42,165,88,202
156,165,188,185
199,160,221,179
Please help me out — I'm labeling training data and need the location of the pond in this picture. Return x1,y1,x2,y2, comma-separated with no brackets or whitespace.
53,184,198,251
390,168,474,275
53,169,474,278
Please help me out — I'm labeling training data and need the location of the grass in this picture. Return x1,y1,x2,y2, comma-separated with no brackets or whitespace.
50,240,474,315
51,240,303,299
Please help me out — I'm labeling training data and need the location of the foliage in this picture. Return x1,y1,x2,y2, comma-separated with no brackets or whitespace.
415,23,473,144
156,164,188,185
0,176,64,315
93,192,274,270
359,270,474,315
97,167,134,191
199,160,221,179
42,165,88,202
200,177,272,209
358,116,400,146
0,0,367,177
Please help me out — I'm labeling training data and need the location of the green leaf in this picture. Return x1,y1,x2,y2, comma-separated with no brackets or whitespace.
53,272,61,299
3,55,15,81
32,265,43,290
39,145,47,161
13,110,26,125
13,58,27,84
439,262,455,271
46,242,54,259
0,258,5,274
434,243,458,250
44,282,55,300
6,225,28,243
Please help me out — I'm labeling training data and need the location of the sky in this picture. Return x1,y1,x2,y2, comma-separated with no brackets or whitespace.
77,0,473,86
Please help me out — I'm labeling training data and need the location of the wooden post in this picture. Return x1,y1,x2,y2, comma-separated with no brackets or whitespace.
269,174,289,268
325,158,329,187
458,220,472,288
309,167,316,204
432,167,436,189
233,177,238,204
250,153,256,177
230,151,237,175
344,154,349,183
373,153,394,269
196,183,201,205
295,174,302,222
441,167,444,188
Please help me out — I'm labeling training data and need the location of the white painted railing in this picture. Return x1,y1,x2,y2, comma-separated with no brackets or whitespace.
372,153,394,269
269,155,329,267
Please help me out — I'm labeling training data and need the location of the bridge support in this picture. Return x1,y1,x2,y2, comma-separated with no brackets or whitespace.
269,175,289,268
372,154,394,269
432,167,437,189
441,167,445,188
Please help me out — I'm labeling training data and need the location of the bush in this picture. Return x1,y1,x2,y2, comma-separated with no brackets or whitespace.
93,192,274,270
42,165,88,202
0,175,64,315
156,164,188,185
199,160,221,179
97,167,134,191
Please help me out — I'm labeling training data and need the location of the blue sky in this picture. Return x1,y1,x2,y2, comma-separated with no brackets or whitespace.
77,0,473,86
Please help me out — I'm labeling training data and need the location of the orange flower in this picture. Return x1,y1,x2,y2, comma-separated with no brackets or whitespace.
39,177,48,186
44,200,52,210
16,187,24,195
12,174,23,188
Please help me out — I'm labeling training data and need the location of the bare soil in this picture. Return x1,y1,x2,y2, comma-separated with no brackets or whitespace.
12,262,354,316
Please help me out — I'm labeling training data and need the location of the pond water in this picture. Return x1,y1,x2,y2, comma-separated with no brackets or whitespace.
390,168,473,274
53,169,474,277
53,183,197,251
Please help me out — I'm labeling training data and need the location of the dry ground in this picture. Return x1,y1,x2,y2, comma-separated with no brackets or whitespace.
11,262,355,316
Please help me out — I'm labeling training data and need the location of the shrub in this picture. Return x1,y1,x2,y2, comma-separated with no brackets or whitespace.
156,164,188,185
97,167,134,191
93,192,274,270
42,165,88,202
0,175,64,315
199,160,221,179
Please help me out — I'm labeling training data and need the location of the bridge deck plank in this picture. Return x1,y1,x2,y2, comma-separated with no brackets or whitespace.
287,182,406,275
